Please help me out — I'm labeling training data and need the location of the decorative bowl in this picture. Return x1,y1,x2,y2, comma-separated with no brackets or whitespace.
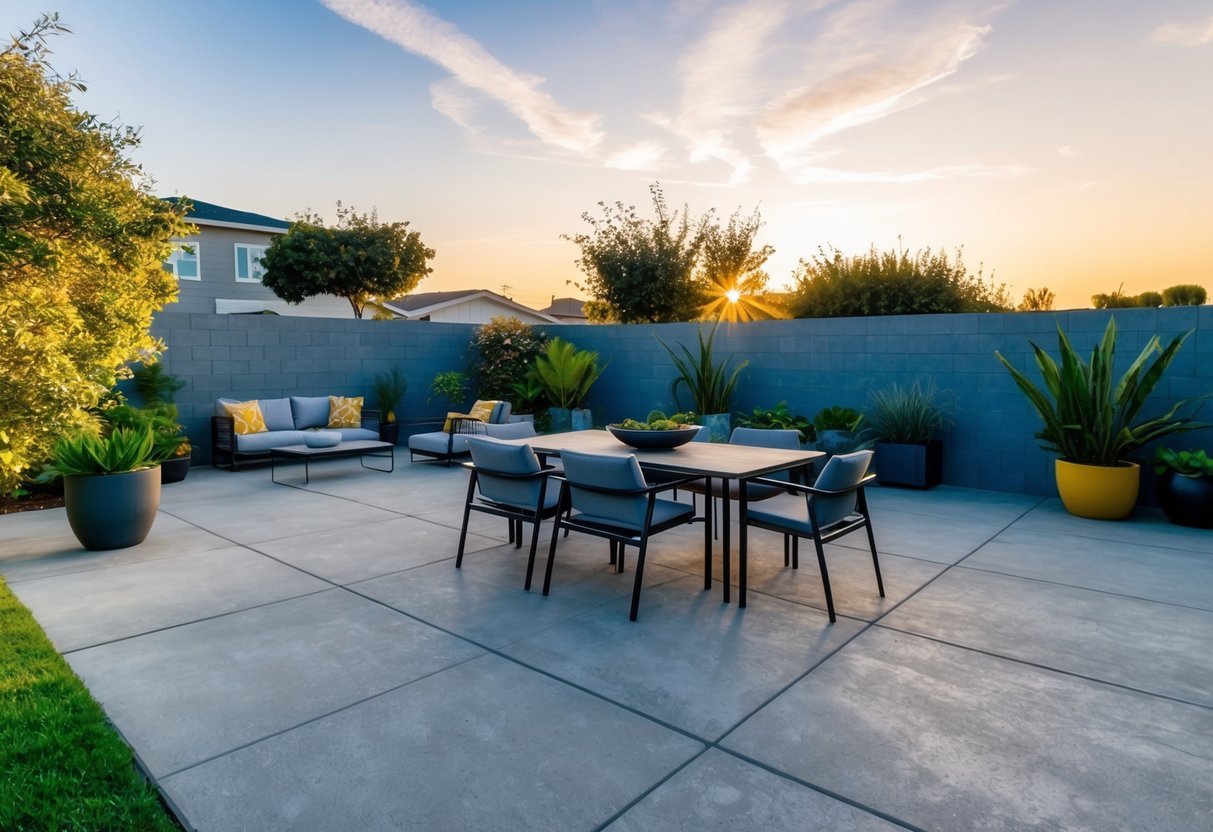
607,425,700,450
303,430,342,448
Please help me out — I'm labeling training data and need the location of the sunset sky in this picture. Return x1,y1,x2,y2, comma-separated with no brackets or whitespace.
8,0,1212,311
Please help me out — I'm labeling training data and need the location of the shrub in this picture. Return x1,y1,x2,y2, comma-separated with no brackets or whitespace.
736,402,815,442
813,406,863,432
1018,287,1055,311
533,339,604,409
788,243,1010,318
471,316,548,401
657,323,748,415
370,367,407,423
866,380,952,445
1163,284,1207,306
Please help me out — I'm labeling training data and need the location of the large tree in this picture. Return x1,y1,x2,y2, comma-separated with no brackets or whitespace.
698,207,779,321
564,184,710,323
0,15,190,494
261,203,435,318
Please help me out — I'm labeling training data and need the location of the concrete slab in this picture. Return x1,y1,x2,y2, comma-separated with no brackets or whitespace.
68,588,484,777
881,566,1213,705
160,654,704,832
723,627,1213,832
867,485,1043,525
350,538,686,648
0,509,230,583
9,545,328,652
832,506,1003,564
606,749,903,832
1015,499,1213,554
503,576,865,740
965,527,1213,611
252,515,500,585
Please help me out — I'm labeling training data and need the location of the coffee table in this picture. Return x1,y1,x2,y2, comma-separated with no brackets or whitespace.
270,440,395,485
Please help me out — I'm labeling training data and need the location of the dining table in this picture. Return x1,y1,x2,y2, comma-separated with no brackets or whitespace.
496,429,824,607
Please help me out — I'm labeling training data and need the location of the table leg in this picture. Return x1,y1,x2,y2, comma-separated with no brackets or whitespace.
702,476,712,590
722,478,731,604
739,480,749,608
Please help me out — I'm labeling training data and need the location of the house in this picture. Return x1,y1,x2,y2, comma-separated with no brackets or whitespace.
539,296,590,323
379,289,559,325
159,197,354,318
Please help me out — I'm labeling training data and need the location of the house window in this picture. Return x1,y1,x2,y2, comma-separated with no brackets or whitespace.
234,244,268,283
164,241,200,281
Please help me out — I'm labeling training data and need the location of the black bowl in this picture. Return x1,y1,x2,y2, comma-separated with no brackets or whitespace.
607,425,700,450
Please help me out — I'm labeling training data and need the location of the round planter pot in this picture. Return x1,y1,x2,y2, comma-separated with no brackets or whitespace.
161,456,191,484
1156,470,1213,528
379,422,400,445
1055,459,1139,520
64,467,161,551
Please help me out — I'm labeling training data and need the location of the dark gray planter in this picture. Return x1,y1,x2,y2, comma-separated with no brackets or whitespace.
702,413,731,443
874,440,943,489
64,467,161,550
161,456,190,484
1156,471,1213,528
570,407,594,431
548,407,572,432
379,422,400,445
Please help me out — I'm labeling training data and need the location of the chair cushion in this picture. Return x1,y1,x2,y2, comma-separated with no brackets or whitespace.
813,450,874,529
259,397,294,432
483,421,537,440
745,493,815,535
467,437,557,511
290,396,330,429
409,431,473,456
574,498,693,533
729,427,804,483
335,427,379,442
327,396,363,428
222,400,267,435
561,450,649,529
491,402,512,423
235,430,307,452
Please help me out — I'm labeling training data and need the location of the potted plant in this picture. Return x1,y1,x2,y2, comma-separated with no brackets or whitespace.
131,363,191,482
508,374,546,424
996,317,1204,519
736,402,815,444
1153,448,1213,528
533,338,604,431
866,380,952,489
813,406,864,456
102,401,191,484
658,323,748,442
371,367,407,444
42,426,169,550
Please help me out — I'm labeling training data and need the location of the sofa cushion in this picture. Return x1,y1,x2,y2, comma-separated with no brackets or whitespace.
235,430,307,452
409,431,473,456
290,396,329,429
335,428,379,442
490,402,513,423
327,395,363,428
469,400,498,423
259,397,294,432
222,400,267,435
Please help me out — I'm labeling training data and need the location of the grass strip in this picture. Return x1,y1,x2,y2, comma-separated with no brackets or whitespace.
0,576,180,831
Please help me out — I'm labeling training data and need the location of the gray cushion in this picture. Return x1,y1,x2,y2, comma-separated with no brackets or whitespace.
561,450,650,529
490,402,513,423
259,397,294,432
729,427,804,482
335,428,379,442
574,497,692,533
215,397,239,418
290,396,330,429
812,450,873,528
467,437,558,511
235,430,307,452
409,431,473,456
483,421,536,440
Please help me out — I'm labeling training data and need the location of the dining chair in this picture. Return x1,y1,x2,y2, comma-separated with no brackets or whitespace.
740,450,883,623
544,450,698,621
458,437,562,591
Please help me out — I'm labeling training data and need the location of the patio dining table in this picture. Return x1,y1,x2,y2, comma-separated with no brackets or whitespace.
497,429,823,607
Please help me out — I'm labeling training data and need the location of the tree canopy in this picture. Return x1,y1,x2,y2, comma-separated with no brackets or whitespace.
0,15,190,493
261,203,435,318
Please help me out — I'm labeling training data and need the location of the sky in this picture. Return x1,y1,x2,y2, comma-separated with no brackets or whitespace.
5,0,1212,311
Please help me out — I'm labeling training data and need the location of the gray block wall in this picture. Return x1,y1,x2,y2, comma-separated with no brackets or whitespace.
152,307,1213,499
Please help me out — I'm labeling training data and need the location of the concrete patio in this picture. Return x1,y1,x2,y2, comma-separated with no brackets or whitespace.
2,457,1211,831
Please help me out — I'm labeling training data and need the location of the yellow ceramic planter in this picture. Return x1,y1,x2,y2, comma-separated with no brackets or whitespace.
1055,459,1140,520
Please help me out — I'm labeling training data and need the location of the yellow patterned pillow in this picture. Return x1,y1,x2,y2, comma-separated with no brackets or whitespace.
222,400,267,435
327,396,363,428
443,412,470,432
468,399,499,423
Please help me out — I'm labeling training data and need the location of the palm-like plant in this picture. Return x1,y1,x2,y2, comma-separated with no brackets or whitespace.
47,427,163,477
995,318,1205,466
658,323,748,415
533,338,604,409
371,367,408,423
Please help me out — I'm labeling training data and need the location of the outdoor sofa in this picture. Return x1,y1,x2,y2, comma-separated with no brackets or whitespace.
211,396,381,470
408,401,535,464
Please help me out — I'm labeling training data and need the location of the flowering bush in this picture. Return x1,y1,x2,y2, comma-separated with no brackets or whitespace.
470,316,548,401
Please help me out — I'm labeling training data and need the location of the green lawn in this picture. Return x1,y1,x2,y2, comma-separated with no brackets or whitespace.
0,577,180,831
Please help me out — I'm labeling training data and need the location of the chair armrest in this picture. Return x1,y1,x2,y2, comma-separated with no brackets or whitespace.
211,416,235,450
448,416,487,435
750,472,877,497
361,409,381,430
551,474,699,497
461,463,559,480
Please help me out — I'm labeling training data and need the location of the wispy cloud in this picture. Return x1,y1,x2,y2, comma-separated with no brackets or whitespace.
321,0,603,153
1152,16,1213,46
603,142,668,171
785,162,1026,185
1058,145,1078,158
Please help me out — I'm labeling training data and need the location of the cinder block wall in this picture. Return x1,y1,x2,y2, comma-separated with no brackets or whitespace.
152,307,1213,498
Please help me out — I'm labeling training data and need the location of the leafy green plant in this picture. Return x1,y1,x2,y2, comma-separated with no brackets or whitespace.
371,367,408,423
471,316,548,401
533,338,604,409
102,403,187,460
737,401,815,442
866,380,953,445
658,323,748,415
44,428,164,478
615,412,698,431
428,371,469,407
813,406,863,433
509,374,546,414
1163,284,1207,306
1153,448,1213,478
131,363,185,405
995,318,1205,466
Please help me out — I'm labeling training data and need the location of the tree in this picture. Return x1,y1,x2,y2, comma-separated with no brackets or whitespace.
1163,284,1207,306
470,316,548,401
564,184,710,323
1091,285,1162,308
261,203,435,318
788,243,1010,318
0,15,190,494
698,207,780,321
1018,287,1055,311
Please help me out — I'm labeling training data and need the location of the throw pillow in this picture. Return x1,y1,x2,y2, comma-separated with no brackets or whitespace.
468,399,498,423
443,412,470,432
327,395,363,428
222,400,267,435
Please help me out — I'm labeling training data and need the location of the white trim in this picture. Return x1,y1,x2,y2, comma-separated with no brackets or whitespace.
187,217,290,234
234,243,268,283
215,298,268,314
165,239,201,281
382,290,560,323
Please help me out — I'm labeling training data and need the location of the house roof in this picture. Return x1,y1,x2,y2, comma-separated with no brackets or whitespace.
162,197,291,233
540,297,588,318
380,289,559,323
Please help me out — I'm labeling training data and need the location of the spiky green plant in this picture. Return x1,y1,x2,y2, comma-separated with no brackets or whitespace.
46,427,163,477
371,367,408,423
813,406,863,433
995,317,1206,466
657,323,748,415
1154,448,1213,478
533,338,604,409
866,380,952,445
